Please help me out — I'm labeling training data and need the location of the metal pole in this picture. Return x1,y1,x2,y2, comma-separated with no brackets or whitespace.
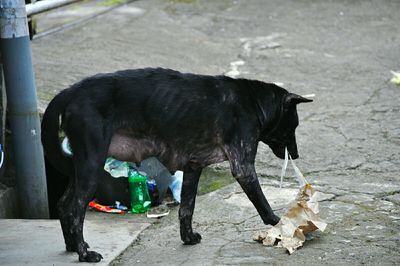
26,0,82,16
0,0,49,218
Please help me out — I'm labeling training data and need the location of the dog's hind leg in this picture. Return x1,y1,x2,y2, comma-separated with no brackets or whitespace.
72,158,106,262
57,181,89,252
58,163,106,262
58,115,112,262
179,163,203,245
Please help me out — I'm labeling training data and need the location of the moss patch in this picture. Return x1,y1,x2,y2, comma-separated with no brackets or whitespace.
198,167,234,195
99,0,125,7
168,0,196,4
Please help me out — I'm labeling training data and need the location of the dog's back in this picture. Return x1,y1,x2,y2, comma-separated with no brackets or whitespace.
59,68,273,171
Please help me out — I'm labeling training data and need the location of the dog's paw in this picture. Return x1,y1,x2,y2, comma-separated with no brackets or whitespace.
79,251,103,263
182,231,202,245
267,214,280,226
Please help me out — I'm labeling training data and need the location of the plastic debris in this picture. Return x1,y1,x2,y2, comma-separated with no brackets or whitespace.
104,157,130,178
169,170,183,203
254,148,327,254
0,144,4,169
103,157,181,209
65,136,177,205
146,204,170,219
225,60,245,78
135,157,173,204
114,201,129,211
61,137,73,157
128,170,152,213
390,71,400,85
89,200,127,214
301,94,316,99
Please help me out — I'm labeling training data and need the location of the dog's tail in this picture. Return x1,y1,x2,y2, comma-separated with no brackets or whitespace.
41,88,74,177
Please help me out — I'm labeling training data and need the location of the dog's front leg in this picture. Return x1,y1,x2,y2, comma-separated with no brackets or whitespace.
225,146,280,226
234,166,280,225
179,164,202,245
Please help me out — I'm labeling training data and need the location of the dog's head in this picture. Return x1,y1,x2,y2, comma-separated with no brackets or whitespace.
261,93,312,160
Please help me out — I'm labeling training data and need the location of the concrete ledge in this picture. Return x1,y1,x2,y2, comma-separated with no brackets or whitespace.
0,211,151,265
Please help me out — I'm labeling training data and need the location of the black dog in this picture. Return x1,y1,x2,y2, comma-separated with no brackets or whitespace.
41,68,312,262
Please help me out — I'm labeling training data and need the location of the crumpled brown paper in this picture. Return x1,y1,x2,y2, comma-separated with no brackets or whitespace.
253,184,327,254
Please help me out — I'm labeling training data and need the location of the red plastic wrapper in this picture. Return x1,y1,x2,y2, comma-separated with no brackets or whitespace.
88,200,126,214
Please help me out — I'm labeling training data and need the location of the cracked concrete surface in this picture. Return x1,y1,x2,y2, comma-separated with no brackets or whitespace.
111,180,399,265
29,0,400,265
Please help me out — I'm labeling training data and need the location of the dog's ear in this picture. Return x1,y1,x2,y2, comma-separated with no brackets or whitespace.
284,93,313,106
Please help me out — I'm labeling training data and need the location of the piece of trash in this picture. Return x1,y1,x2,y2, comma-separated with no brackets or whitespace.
273,82,285,87
225,60,245,78
61,137,73,157
0,144,4,169
89,200,126,214
136,157,173,204
147,178,157,195
259,41,281,49
301,93,316,99
129,170,152,213
390,71,400,85
254,148,327,254
254,184,327,254
146,204,170,219
279,147,289,188
169,170,183,203
114,201,128,211
104,157,130,178
240,33,286,57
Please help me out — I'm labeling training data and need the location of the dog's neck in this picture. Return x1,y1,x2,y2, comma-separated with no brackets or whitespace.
247,80,286,135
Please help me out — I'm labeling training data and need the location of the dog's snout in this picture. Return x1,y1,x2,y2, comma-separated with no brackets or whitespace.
289,152,299,160
287,144,299,160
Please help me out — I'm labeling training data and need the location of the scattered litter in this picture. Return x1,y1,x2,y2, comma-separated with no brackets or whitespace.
61,137,73,157
259,41,281,49
60,138,182,216
169,171,183,203
390,70,400,85
0,144,4,169
147,204,170,219
104,157,130,178
254,148,327,254
273,82,285,87
240,33,286,57
301,94,316,99
225,60,245,78
89,200,127,214
129,170,152,213
114,201,129,211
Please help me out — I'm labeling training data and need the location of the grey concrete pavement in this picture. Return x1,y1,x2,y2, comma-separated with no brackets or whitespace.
112,180,399,265
3,0,399,265
0,211,151,265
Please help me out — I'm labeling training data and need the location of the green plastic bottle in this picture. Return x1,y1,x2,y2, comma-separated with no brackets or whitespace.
128,170,151,213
